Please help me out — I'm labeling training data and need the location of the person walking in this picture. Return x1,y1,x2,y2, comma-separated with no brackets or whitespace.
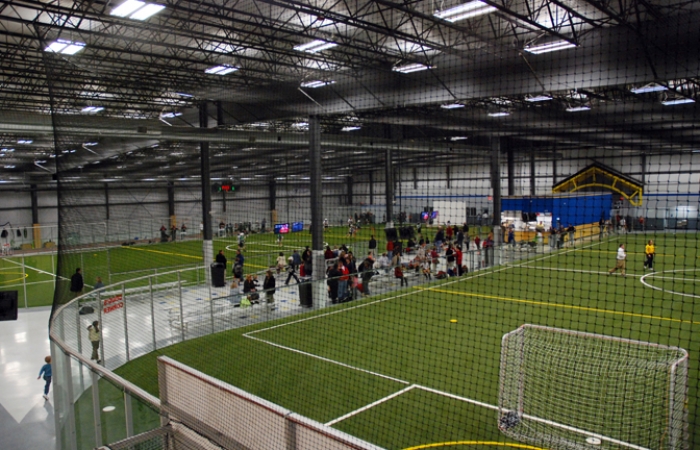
37,356,52,400
70,268,84,298
368,235,377,257
644,240,655,271
88,321,101,363
609,244,627,277
285,257,301,285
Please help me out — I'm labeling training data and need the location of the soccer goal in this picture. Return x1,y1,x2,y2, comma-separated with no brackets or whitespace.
498,324,688,450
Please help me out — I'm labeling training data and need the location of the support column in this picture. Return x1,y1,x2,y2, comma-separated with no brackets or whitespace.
529,146,536,196
490,136,502,244
104,183,110,220
507,148,515,196
368,172,374,205
31,184,41,248
641,154,646,186
346,176,353,206
167,181,175,226
216,101,225,127
385,149,394,227
309,116,326,308
200,102,214,283
552,157,557,186
269,179,277,224
446,165,451,189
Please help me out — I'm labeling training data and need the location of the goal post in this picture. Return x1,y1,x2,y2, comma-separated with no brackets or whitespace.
498,324,688,450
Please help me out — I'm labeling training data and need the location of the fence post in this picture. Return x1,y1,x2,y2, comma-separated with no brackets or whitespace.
91,370,103,448
178,271,185,341
124,391,134,438
150,278,157,351
21,255,28,308
122,284,130,362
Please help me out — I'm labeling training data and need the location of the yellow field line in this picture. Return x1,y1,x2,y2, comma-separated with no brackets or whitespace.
123,246,203,260
419,287,700,326
404,441,544,450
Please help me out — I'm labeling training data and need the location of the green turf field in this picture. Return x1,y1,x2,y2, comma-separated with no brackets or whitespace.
110,232,700,450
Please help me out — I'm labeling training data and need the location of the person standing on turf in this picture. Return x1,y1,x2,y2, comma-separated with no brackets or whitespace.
285,257,300,285
87,321,101,363
337,259,350,300
609,244,627,277
70,268,84,298
386,239,394,262
327,262,341,303
644,240,655,271
368,235,377,257
215,249,227,270
37,356,52,400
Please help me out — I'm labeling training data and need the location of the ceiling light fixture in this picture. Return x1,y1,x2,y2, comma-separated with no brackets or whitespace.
44,39,86,55
111,0,165,20
450,136,468,141
661,98,695,106
488,111,510,117
300,80,335,88
525,95,553,102
524,40,576,54
17,139,33,144
341,126,361,131
160,112,183,118
441,103,465,109
566,105,591,112
434,1,497,22
393,63,431,74
294,40,338,53
205,65,238,75
630,83,668,94
81,106,104,113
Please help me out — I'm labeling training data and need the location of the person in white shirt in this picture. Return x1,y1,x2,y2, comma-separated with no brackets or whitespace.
275,252,286,274
608,244,627,277
377,253,391,273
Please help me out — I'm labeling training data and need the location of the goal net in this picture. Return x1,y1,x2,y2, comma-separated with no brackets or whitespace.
498,324,688,450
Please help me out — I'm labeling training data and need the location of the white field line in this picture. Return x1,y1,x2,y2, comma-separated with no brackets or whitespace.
1,257,68,281
1,280,54,288
0,266,22,271
522,266,642,278
414,385,498,411
244,334,410,385
324,385,417,426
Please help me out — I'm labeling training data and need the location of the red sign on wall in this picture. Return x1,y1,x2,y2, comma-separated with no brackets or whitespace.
103,295,124,314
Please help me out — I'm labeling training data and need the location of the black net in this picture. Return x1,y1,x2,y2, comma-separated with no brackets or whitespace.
2,0,698,449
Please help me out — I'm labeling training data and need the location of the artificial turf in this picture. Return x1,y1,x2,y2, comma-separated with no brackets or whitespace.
108,231,700,450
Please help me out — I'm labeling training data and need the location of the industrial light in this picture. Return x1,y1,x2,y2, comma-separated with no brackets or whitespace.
301,80,335,88
175,92,194,97
83,142,98,146
488,111,510,117
393,63,431,74
4,165,16,169
661,98,695,106
341,126,361,131
525,95,553,102
450,136,468,141
524,40,576,54
434,1,497,22
566,105,591,112
441,103,465,109
44,40,86,55
81,106,104,113
160,112,182,118
17,139,33,144
205,65,238,75
630,83,668,94
111,0,165,20
293,40,338,53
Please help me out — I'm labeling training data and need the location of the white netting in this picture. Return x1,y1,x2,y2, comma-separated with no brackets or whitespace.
499,324,688,450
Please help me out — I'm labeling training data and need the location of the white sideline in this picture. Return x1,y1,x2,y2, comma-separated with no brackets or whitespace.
324,385,417,426
522,266,643,277
1,256,67,280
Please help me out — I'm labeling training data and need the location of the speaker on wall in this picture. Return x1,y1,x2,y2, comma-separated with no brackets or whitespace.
0,291,19,321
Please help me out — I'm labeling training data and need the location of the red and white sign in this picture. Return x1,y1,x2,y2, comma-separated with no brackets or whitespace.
103,295,124,314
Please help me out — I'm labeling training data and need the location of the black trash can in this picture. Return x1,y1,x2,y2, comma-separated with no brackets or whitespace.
298,281,313,308
210,262,226,287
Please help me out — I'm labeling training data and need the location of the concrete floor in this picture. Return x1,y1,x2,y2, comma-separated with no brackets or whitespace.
0,306,55,450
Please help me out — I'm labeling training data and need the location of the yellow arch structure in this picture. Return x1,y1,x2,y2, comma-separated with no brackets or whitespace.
403,441,545,450
552,164,643,206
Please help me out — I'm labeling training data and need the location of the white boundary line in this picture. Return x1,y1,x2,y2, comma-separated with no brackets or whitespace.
325,385,417,426
1,257,68,281
522,266,642,278
640,269,700,299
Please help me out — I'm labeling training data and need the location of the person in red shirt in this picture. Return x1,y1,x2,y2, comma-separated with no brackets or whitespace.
455,246,463,275
445,225,454,242
387,240,394,261
474,236,481,249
